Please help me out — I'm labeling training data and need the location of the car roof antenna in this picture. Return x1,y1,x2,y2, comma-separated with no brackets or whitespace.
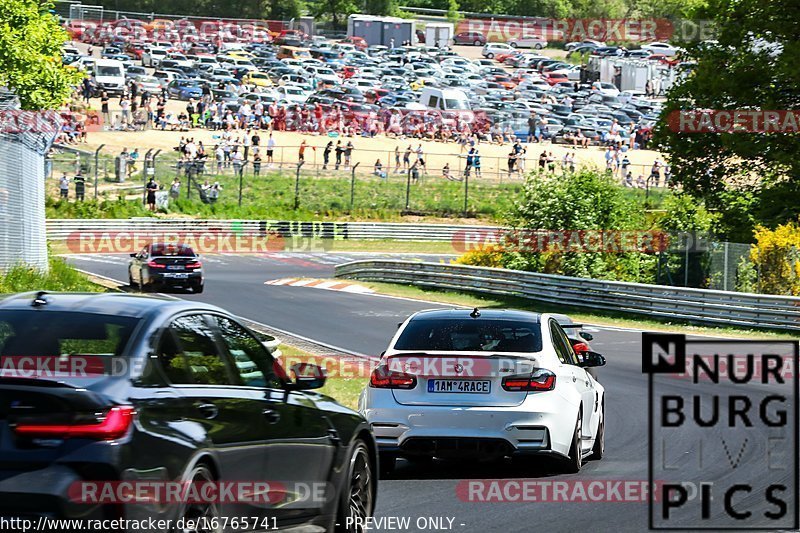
470,307,480,318
32,291,49,307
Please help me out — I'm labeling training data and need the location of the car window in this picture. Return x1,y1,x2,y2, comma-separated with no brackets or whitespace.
162,315,232,385
213,316,282,388
550,320,579,365
395,318,542,352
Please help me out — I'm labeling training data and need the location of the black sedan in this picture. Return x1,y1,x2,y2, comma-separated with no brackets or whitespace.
129,243,204,293
0,292,377,531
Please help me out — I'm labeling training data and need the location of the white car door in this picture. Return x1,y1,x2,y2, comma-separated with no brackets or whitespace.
549,320,597,445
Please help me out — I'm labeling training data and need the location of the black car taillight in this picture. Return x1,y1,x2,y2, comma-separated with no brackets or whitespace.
12,405,135,440
369,365,417,389
502,369,556,392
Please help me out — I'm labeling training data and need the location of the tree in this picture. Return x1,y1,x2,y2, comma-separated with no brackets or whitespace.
0,0,84,109
309,0,359,29
267,0,304,20
366,0,396,15
655,0,800,241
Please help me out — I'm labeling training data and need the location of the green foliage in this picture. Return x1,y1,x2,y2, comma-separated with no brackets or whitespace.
0,257,102,293
496,169,657,282
46,171,523,221
658,193,715,233
749,222,800,296
0,0,84,109
655,0,800,241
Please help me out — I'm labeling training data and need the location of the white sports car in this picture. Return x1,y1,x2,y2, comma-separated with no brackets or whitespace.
359,308,606,473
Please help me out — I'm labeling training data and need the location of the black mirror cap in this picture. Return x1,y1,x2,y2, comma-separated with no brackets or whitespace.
288,362,327,390
582,351,606,368
130,253,137,257
579,331,593,341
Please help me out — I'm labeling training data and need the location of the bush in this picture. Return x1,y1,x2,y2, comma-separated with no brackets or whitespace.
455,244,505,268
749,222,800,295
495,169,656,282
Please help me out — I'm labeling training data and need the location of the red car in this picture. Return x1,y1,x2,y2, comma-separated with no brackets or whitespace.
545,72,569,85
342,36,368,50
454,31,486,46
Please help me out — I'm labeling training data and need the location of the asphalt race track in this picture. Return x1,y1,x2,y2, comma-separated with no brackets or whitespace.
66,252,797,533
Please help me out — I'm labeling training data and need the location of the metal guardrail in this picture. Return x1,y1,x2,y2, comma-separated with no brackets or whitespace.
335,260,800,332
46,219,502,242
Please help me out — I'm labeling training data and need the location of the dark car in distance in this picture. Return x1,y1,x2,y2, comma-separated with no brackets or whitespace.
0,292,377,531
129,243,204,293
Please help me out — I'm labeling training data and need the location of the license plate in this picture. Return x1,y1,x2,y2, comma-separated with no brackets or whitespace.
166,273,188,279
427,380,491,394
167,265,183,270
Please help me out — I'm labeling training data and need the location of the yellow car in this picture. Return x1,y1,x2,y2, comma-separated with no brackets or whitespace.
228,50,254,58
242,71,273,87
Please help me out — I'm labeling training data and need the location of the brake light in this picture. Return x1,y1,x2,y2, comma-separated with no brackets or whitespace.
502,370,556,392
185,261,202,269
369,365,417,389
13,406,135,440
147,261,165,268
571,342,590,354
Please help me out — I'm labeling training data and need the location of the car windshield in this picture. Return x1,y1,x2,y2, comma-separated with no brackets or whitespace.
96,66,122,77
394,318,543,352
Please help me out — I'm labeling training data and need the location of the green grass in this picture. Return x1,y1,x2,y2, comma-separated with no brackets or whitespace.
0,257,104,293
277,344,367,411
46,170,524,222
356,281,797,339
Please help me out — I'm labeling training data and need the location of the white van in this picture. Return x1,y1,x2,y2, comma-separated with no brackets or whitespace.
418,87,471,111
93,59,126,95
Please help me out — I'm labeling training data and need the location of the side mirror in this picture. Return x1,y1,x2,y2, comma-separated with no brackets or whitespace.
581,351,606,368
130,253,137,257
288,362,326,390
579,332,593,341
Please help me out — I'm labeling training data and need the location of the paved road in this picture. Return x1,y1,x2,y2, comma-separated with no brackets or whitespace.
67,252,796,532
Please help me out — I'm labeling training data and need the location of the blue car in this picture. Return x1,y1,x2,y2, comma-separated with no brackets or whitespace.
166,79,204,101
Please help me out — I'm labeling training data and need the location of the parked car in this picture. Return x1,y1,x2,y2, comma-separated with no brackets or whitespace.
454,31,486,46
507,35,548,49
482,42,514,59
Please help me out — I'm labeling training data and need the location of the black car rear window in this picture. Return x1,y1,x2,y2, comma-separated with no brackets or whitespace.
0,311,140,359
394,318,542,352
151,244,196,256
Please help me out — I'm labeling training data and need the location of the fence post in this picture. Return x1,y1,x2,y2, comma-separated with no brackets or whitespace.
463,170,469,215
142,148,153,204
238,162,247,207
405,167,412,211
350,162,360,212
293,161,305,210
94,144,105,199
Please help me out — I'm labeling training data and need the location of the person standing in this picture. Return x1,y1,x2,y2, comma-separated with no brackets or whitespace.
119,94,131,127
266,133,276,167
344,141,354,169
394,146,401,173
59,173,70,199
100,91,110,125
464,147,474,178
299,139,308,163
253,154,262,176
473,149,482,178
334,140,343,170
169,178,181,200
145,177,158,211
403,145,412,171
323,141,333,170
73,170,86,202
